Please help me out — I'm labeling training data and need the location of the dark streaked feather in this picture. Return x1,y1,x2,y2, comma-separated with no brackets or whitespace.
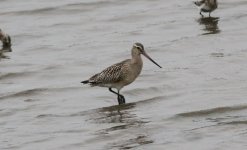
86,59,130,86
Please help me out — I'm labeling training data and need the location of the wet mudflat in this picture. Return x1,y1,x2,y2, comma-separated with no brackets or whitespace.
1,0,247,149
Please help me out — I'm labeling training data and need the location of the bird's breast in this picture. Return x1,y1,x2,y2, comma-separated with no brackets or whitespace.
122,60,143,85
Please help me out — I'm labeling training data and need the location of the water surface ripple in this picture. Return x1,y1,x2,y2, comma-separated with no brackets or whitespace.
1,0,247,149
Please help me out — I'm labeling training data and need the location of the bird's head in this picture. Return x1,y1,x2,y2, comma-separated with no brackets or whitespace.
132,42,162,68
132,42,144,55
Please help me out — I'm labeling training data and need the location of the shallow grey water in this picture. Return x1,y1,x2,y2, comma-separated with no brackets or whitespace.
1,0,247,149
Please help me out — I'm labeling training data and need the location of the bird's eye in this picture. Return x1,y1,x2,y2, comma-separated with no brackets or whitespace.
136,46,142,51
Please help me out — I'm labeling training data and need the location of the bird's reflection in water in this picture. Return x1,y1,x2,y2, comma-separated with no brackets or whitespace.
87,103,153,149
88,103,149,132
197,17,220,35
94,103,136,123
111,134,153,150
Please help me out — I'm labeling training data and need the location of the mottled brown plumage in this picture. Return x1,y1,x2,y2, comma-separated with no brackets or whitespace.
81,43,162,105
88,59,130,86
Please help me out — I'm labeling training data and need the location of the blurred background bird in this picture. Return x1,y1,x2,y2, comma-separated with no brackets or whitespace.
0,29,12,52
194,0,218,17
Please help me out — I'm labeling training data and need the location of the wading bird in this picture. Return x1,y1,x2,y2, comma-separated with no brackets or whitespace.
0,29,11,48
194,0,218,17
81,43,162,105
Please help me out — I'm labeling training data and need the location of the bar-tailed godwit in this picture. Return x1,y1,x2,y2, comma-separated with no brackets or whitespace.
194,0,218,17
81,43,162,105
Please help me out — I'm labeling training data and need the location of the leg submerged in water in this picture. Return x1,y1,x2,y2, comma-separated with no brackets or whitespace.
109,88,125,105
118,93,125,104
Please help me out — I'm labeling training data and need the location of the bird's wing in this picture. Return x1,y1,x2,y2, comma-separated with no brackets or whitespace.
89,59,130,84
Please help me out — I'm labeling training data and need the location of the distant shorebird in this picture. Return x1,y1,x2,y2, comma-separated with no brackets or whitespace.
0,29,11,48
194,0,218,17
81,43,162,105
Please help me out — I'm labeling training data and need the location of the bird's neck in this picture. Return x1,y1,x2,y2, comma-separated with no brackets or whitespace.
131,53,143,65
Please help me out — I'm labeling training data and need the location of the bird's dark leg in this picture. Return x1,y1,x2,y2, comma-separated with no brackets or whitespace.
109,88,125,105
109,88,118,95
209,12,211,17
118,90,125,104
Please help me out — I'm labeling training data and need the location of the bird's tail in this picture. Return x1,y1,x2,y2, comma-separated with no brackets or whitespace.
81,80,89,84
